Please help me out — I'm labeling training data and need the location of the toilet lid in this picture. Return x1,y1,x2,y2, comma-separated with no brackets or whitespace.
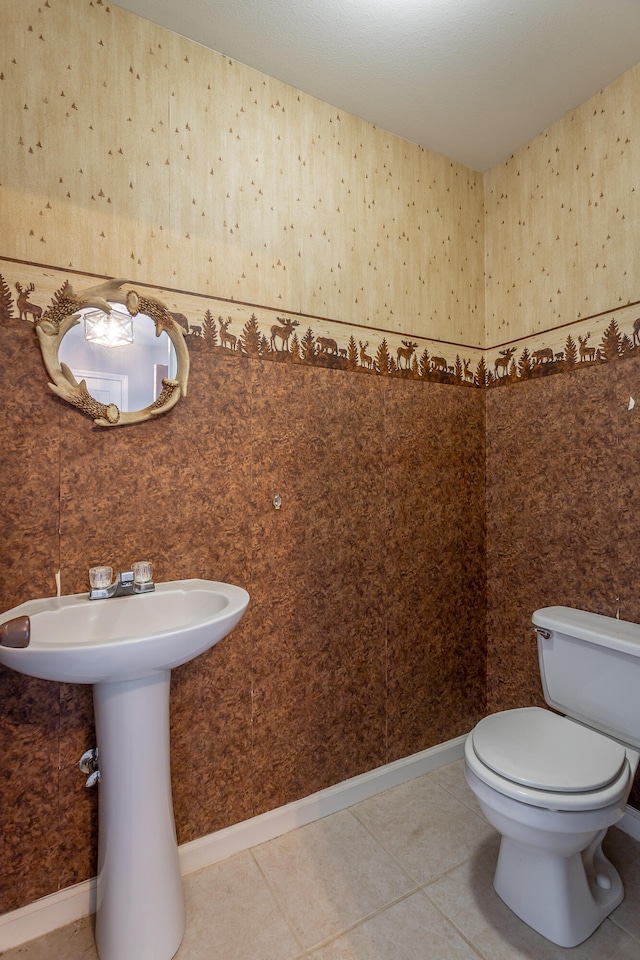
472,707,627,792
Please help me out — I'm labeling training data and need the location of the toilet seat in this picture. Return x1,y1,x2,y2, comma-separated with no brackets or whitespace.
474,707,626,791
466,707,632,811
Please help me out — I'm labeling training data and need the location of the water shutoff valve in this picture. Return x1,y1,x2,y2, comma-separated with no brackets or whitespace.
78,747,100,788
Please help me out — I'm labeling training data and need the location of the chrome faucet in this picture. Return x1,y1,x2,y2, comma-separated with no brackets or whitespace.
89,563,155,600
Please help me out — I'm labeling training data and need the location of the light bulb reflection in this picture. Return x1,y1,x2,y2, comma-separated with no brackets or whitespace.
84,309,134,348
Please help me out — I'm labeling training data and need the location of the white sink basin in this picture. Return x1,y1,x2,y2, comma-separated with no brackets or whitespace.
0,578,249,684
0,577,250,960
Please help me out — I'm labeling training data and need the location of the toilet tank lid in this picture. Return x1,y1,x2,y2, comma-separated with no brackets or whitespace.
533,606,640,658
472,708,627,793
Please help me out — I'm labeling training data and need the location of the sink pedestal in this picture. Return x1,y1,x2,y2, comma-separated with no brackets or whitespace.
0,579,250,959
93,670,185,960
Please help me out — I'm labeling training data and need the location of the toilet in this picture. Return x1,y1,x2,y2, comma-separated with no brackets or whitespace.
465,605,640,948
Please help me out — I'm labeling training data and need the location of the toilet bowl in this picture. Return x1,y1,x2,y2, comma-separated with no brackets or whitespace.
465,607,640,948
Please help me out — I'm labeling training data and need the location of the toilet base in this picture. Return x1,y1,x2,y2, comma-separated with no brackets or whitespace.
494,829,623,947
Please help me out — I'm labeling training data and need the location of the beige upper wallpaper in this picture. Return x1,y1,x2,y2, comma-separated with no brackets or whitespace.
2,0,638,365
485,63,640,348
1,0,485,348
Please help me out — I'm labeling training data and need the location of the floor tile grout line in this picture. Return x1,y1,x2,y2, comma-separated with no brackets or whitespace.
347,785,498,891
248,847,308,957
287,874,496,959
608,912,640,944
420,885,491,960
425,763,507,825
248,810,425,955
428,767,490,817
290,883,427,956
6,769,640,959
416,837,501,893
346,804,428,887
248,790,501,956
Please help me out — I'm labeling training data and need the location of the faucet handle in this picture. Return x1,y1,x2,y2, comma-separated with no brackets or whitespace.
89,566,113,590
132,561,153,584
132,561,155,594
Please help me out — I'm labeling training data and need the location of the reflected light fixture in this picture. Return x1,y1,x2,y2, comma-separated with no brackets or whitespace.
84,308,134,347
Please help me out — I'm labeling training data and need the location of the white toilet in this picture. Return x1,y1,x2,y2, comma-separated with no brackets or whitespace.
465,605,640,948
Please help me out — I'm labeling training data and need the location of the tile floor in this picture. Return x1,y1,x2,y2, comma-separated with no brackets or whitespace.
3,761,640,959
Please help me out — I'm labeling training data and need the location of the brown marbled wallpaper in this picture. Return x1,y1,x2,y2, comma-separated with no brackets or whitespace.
249,364,390,812
486,355,640,807
385,379,486,759
5,299,639,918
0,322,63,908
0,320,486,914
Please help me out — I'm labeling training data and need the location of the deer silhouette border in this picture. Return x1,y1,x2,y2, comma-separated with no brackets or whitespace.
2,268,639,392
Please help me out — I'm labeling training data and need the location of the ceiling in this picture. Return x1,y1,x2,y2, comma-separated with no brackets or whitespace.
114,0,640,171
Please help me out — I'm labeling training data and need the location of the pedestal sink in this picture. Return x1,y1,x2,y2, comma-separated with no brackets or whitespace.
0,579,250,960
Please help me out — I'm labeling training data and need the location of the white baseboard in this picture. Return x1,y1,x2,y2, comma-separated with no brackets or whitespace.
0,734,466,952
0,878,97,954
178,733,466,875
619,804,640,842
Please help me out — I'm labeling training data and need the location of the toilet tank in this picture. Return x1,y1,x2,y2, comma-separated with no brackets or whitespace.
532,606,640,749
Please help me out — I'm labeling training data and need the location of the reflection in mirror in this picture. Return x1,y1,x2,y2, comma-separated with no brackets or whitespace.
35,279,189,427
59,306,178,413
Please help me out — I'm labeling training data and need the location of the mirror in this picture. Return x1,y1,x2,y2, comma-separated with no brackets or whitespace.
35,280,189,427
58,310,177,413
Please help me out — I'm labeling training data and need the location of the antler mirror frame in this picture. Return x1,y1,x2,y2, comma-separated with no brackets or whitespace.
35,279,189,427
